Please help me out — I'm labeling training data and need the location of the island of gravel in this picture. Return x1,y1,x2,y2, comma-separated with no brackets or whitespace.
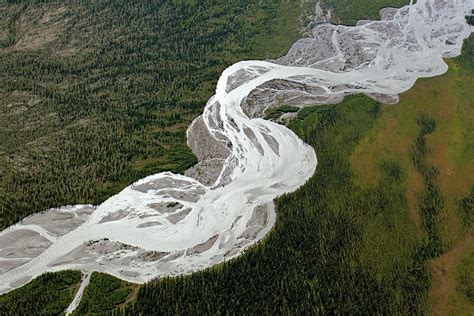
0,0,472,307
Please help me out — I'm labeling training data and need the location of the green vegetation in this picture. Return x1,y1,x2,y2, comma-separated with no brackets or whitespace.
1,1,472,315
324,0,409,24
0,0,309,230
459,187,474,227
456,252,474,304
351,35,474,314
412,115,444,258
264,105,300,120
74,272,136,315
0,270,81,315
115,34,474,315
116,95,427,315
467,15,474,26
458,33,474,69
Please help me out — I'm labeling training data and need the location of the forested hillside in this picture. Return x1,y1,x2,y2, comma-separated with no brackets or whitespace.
0,0,310,229
0,271,81,314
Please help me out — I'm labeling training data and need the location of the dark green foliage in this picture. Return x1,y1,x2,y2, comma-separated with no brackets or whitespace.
324,0,410,24
459,187,474,227
117,95,428,315
457,34,474,69
0,270,81,315
411,114,444,258
411,115,437,178
0,0,302,230
264,105,299,120
466,15,474,26
74,272,134,315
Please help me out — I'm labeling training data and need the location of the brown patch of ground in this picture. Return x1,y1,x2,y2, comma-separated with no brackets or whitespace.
429,226,474,315
1,4,68,52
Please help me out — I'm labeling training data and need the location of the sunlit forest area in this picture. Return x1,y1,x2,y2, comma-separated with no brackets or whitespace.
1,0,473,315
0,0,306,229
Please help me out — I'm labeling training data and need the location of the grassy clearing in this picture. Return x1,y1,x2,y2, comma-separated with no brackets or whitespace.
430,227,474,316
456,251,474,306
351,57,474,246
351,35,474,315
